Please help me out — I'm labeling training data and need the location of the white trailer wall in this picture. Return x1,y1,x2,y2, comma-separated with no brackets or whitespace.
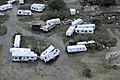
7,0,16,4
70,9,76,15
77,24,95,29
17,10,32,16
13,35,21,48
75,28,94,34
31,4,45,12
71,18,83,27
40,45,55,60
0,4,12,11
67,45,87,53
66,26,75,36
46,18,61,26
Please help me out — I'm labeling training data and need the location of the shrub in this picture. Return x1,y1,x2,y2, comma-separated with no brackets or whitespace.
82,68,92,78
40,11,69,21
48,0,66,11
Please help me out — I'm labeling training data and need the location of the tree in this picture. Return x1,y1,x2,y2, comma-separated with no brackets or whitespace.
48,0,66,11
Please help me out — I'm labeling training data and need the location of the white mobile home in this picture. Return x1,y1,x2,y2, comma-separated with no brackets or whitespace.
0,4,12,11
71,18,83,27
19,0,24,4
31,4,45,12
70,9,76,15
46,18,61,26
17,10,32,16
40,45,60,63
10,48,31,53
77,24,95,29
66,26,75,36
67,45,87,53
77,40,95,45
13,35,21,48
75,27,94,34
11,49,38,61
7,0,16,4
40,18,61,32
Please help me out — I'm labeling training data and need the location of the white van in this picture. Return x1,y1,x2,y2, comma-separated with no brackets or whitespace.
17,10,32,16
40,45,60,63
31,4,45,12
19,0,24,4
67,45,87,53
66,26,75,36
0,4,12,11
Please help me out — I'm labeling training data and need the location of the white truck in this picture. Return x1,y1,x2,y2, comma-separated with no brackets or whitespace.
67,45,87,53
0,4,12,11
77,40,95,45
17,10,32,16
31,4,45,12
40,45,60,63
77,24,95,29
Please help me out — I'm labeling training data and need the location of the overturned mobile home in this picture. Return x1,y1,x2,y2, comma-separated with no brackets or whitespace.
40,45,60,63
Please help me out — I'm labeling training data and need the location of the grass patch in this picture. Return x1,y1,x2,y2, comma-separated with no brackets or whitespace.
0,14,9,24
0,26,7,36
18,16,34,22
21,36,48,56
0,45,3,69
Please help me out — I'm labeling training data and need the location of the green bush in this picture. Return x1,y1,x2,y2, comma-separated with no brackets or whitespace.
40,11,69,21
48,0,66,11
82,68,92,78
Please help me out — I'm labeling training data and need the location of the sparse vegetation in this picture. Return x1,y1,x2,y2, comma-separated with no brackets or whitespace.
0,15,9,36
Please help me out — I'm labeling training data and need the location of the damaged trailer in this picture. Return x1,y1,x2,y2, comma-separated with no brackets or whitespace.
40,45,60,63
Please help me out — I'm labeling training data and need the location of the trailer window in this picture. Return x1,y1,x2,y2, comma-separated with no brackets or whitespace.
85,30,87,32
45,57,47,59
89,30,92,32
31,57,34,58
15,57,17,59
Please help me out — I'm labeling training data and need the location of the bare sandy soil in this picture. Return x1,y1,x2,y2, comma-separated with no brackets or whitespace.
0,0,120,80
